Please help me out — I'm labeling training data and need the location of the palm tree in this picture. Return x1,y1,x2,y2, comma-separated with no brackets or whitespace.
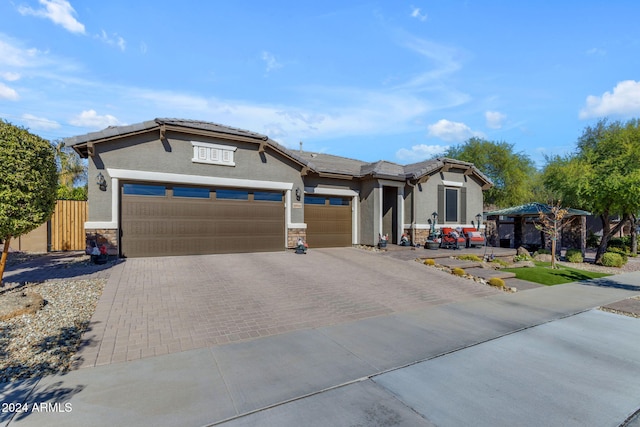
53,140,86,189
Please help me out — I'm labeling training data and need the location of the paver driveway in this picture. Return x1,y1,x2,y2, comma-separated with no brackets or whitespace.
75,248,499,368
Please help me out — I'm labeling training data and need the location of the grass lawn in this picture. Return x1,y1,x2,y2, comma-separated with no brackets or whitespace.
501,261,612,286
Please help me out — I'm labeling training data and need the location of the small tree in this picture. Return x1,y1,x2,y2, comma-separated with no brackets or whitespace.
53,140,87,200
534,202,576,269
0,120,58,285
444,137,539,208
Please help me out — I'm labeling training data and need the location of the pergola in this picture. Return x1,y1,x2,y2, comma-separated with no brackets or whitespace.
485,202,591,254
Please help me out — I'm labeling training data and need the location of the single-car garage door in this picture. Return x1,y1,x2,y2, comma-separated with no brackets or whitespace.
304,195,352,248
120,183,285,257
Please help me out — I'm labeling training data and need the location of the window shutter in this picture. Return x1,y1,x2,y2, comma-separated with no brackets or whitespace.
437,185,444,220
460,187,467,224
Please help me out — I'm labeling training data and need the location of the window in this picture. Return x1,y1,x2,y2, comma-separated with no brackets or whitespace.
123,184,166,196
329,197,349,206
216,189,249,200
254,191,282,202
173,187,210,198
191,141,237,166
445,188,458,222
304,196,326,205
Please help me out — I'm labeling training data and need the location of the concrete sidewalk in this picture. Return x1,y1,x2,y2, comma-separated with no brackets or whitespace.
2,272,640,426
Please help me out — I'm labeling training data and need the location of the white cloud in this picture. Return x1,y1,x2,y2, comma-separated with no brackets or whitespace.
127,85,435,147
261,51,282,72
97,30,126,51
69,109,119,129
586,47,606,56
22,113,60,130
0,31,471,148
1,71,21,81
18,0,85,34
410,7,428,22
427,119,483,142
0,82,19,100
398,36,460,80
0,38,42,68
485,110,506,129
396,144,448,162
579,80,640,119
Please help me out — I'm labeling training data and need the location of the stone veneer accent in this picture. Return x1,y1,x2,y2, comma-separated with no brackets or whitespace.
86,229,118,256
287,228,307,248
404,227,433,245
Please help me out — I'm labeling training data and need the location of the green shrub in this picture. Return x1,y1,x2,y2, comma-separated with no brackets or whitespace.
601,252,625,268
535,248,551,255
514,254,532,262
487,277,505,288
565,249,583,263
586,232,600,248
452,267,465,276
606,246,629,263
458,254,482,262
424,258,436,266
608,236,631,252
491,258,509,267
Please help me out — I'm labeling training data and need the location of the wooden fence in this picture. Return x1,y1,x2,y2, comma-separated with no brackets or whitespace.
49,200,88,251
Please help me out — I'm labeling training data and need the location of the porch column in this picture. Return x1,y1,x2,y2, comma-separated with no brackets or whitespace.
514,216,525,248
397,187,404,245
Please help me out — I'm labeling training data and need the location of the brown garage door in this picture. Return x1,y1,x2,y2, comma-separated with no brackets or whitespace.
304,196,352,248
120,183,285,257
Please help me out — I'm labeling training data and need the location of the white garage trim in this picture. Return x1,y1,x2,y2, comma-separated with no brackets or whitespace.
304,186,359,245
108,168,293,191
86,169,294,232
304,187,359,197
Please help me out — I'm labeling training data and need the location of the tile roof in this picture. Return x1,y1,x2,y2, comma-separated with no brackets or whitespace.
486,203,591,217
296,151,367,176
64,118,493,186
64,118,268,147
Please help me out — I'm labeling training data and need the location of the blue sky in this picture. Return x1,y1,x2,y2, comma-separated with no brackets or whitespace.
1,1,639,167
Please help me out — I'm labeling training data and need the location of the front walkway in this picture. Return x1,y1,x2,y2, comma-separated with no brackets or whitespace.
74,247,500,368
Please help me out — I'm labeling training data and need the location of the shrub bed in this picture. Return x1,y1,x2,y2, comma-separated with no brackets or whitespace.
565,249,583,263
601,252,625,268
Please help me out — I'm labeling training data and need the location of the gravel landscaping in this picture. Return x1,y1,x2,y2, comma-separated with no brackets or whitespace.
0,252,109,383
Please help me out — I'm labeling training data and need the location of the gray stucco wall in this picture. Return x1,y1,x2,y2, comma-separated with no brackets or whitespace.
87,130,304,223
358,179,379,246
413,169,485,227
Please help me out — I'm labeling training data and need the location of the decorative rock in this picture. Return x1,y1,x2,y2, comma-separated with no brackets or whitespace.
534,254,554,262
0,278,106,382
516,246,530,256
514,260,536,268
0,291,44,321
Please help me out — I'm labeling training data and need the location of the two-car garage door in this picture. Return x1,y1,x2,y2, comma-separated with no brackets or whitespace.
120,183,285,257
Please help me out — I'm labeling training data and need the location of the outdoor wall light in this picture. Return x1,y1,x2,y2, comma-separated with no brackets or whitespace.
295,187,301,201
431,211,438,222
475,213,483,231
96,172,107,191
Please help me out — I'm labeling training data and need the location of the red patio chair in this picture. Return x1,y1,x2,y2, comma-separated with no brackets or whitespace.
463,228,485,248
440,228,465,249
